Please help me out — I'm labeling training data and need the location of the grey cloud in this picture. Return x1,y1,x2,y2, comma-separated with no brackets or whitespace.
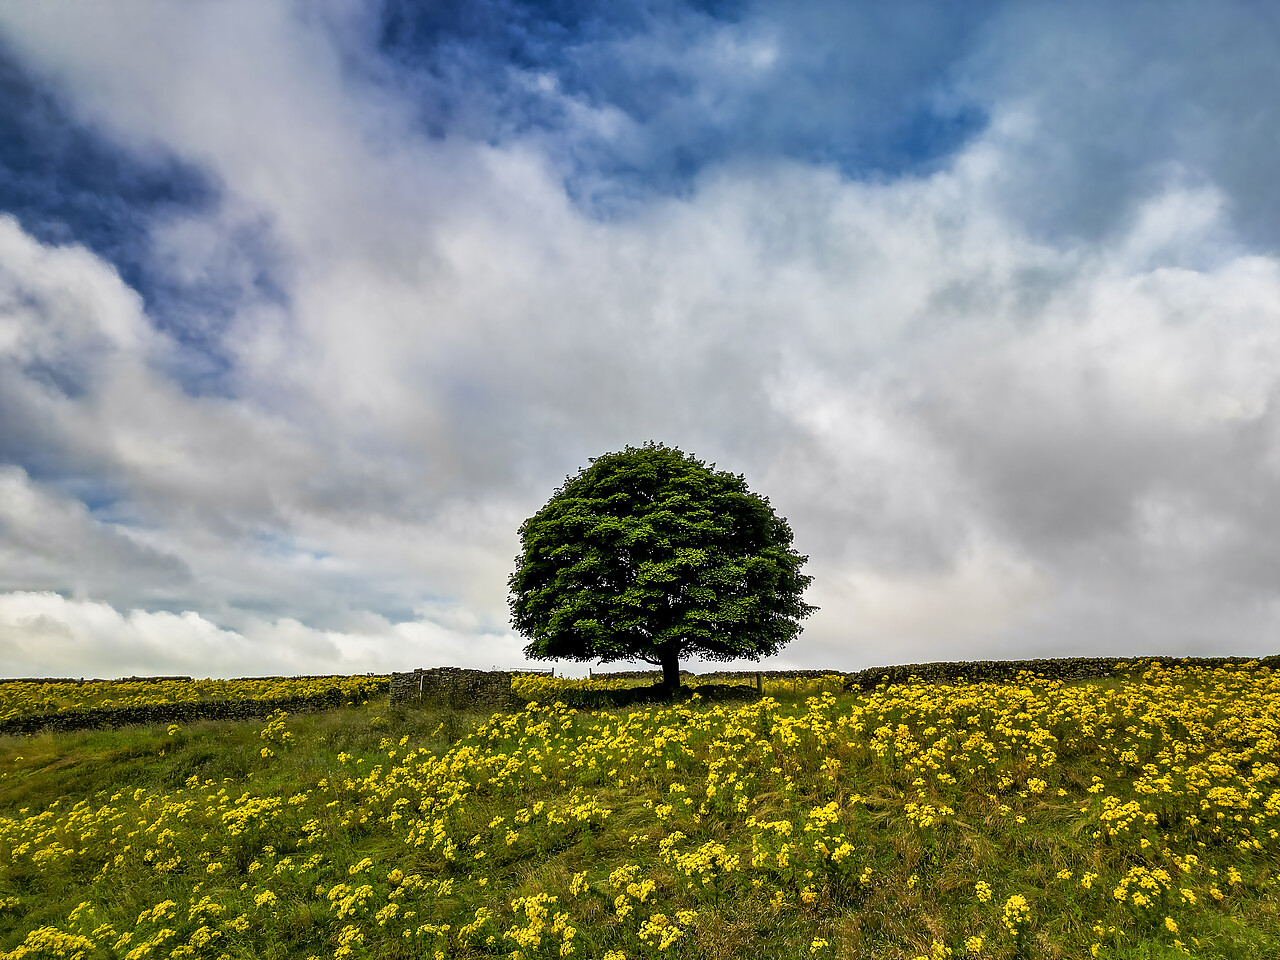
0,467,194,605
956,2,1280,249
897,250,1280,649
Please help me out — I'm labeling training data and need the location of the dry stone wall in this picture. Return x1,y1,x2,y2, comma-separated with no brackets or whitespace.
389,667,526,712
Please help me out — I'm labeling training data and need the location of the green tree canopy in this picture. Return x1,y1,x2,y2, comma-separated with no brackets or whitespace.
508,442,817,689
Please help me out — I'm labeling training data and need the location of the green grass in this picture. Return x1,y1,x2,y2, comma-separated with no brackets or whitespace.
1,665,1278,959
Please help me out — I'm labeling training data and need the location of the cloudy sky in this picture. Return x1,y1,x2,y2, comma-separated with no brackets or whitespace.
2,1,1279,678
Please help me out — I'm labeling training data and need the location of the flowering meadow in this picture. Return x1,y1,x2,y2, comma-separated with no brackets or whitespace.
1,662,1279,959
0,677,387,724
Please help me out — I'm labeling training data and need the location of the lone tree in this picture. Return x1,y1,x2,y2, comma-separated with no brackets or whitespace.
508,442,816,690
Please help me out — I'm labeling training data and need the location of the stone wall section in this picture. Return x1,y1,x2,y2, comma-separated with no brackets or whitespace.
389,667,526,712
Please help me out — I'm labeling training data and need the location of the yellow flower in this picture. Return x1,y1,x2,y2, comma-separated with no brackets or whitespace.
1002,894,1031,936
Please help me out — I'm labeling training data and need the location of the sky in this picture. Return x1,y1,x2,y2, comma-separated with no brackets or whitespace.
2,0,1280,679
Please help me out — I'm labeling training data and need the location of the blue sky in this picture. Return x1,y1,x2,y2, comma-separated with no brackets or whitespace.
2,1,1280,677
372,1,994,202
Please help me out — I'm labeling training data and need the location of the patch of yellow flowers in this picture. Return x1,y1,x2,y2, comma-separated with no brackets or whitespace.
0,675,386,721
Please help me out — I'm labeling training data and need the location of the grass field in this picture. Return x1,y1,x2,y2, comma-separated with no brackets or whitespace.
1,663,1278,959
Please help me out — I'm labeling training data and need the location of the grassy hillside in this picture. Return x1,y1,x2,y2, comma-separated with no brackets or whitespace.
1,664,1278,959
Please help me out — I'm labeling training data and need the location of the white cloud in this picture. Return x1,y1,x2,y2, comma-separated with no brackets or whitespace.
0,592,249,678
0,214,150,360
0,592,534,678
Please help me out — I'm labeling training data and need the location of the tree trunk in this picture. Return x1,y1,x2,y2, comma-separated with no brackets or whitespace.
660,645,682,693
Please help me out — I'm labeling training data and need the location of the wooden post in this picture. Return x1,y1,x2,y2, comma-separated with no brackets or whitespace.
756,672,762,692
